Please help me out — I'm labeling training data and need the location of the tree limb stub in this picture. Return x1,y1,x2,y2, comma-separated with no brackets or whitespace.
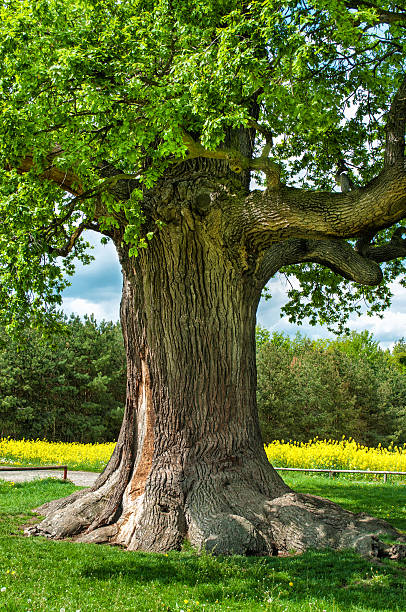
181,130,281,187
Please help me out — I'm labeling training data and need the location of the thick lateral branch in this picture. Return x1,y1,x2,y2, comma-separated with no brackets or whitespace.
15,151,83,196
14,150,140,201
257,226,406,288
257,238,384,287
239,166,406,246
238,74,406,246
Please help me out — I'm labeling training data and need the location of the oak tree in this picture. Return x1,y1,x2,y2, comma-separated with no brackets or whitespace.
1,0,406,556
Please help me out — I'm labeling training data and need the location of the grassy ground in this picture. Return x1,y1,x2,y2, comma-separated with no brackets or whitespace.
0,475,405,611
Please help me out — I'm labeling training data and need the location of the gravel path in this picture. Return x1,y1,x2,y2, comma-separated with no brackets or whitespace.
0,469,99,487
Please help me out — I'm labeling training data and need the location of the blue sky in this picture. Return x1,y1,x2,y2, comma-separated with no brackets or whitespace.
61,231,405,350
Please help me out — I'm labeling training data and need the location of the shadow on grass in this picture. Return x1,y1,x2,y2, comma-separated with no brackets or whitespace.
80,547,406,610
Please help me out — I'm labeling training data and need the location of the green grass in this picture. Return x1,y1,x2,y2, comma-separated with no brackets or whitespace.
0,477,405,611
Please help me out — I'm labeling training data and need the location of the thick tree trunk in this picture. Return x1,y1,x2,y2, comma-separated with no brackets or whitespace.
28,178,405,558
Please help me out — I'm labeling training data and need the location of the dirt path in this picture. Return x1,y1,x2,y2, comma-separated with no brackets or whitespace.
0,469,99,487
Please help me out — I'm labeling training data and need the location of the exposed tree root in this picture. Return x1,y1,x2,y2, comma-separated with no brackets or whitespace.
26,471,406,560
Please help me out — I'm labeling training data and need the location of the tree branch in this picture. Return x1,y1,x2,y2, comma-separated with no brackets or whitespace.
234,165,406,250
257,227,406,291
362,226,406,262
384,75,406,168
51,223,88,257
246,120,273,145
345,1,406,25
257,238,384,288
12,148,140,200
14,150,84,196
47,220,100,257
228,77,406,262
182,131,281,188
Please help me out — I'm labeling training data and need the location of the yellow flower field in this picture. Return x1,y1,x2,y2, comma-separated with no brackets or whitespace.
0,438,115,472
265,437,406,473
0,436,405,474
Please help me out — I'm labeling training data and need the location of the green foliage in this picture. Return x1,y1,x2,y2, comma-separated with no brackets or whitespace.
255,325,271,347
328,330,384,364
2,321,405,447
268,251,406,334
8,318,393,447
256,329,406,446
0,1,405,330
0,315,126,442
392,338,406,370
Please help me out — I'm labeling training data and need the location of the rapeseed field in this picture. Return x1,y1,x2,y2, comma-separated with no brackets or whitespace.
0,438,114,471
265,437,406,473
0,436,405,473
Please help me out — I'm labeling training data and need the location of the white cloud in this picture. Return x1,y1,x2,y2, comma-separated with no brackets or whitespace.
62,297,120,322
347,312,406,350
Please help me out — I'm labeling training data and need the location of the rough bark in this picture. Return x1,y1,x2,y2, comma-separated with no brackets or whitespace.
27,166,406,559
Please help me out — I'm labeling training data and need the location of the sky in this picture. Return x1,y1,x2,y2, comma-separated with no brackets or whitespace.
61,231,405,351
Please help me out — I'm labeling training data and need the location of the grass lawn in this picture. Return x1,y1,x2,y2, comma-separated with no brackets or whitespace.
0,475,405,611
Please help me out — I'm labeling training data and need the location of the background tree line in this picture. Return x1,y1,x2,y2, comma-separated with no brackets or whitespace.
0,315,126,443
1,316,405,446
256,328,406,447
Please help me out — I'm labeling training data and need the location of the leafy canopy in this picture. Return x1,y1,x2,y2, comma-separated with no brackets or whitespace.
0,0,405,330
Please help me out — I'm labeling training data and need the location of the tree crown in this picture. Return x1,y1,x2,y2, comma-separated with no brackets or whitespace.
0,0,405,331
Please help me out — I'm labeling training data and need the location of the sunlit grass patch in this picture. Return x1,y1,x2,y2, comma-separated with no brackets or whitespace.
283,473,406,532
